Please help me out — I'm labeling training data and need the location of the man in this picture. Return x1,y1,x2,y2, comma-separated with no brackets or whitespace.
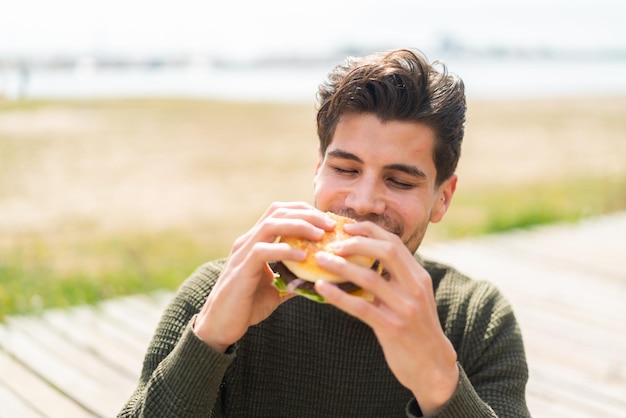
119,48,530,417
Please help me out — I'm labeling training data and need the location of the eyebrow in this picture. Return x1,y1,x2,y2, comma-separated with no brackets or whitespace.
326,149,428,180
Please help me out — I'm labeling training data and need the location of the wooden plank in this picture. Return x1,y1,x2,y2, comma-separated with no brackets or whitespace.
0,317,131,417
525,395,590,418
6,315,137,389
0,385,46,418
421,240,625,328
0,383,47,418
71,305,152,359
487,214,626,281
514,297,626,361
97,298,162,343
0,292,170,418
114,293,171,325
528,369,626,418
528,360,626,410
0,350,92,418
42,308,145,379
423,241,626,339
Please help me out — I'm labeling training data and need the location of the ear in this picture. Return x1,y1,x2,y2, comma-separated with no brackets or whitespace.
313,149,324,188
314,148,323,175
430,174,457,223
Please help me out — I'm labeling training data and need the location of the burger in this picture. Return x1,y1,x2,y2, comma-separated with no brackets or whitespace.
271,212,383,303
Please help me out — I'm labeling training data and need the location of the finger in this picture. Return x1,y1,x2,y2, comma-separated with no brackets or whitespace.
326,228,420,289
246,241,307,266
315,250,397,304
342,220,397,240
228,206,335,279
333,237,436,316
259,202,336,230
255,207,337,243
233,210,331,259
339,221,403,270
255,216,329,244
257,201,315,223
315,234,433,317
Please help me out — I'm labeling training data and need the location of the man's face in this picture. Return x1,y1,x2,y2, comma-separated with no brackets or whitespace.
314,112,456,254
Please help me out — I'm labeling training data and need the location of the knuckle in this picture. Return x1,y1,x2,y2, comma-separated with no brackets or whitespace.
232,235,247,250
247,242,265,259
362,269,383,287
271,206,289,218
350,298,370,317
404,303,421,320
263,216,280,229
384,315,408,336
378,241,396,259
268,201,283,211
396,298,420,321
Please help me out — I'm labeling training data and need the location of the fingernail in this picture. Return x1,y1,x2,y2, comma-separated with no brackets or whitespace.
315,280,327,291
315,251,333,264
343,222,356,231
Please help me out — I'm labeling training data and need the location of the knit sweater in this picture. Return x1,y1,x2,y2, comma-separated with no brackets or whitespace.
119,256,530,417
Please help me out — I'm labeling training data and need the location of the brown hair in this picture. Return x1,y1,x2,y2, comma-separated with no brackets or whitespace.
316,48,466,186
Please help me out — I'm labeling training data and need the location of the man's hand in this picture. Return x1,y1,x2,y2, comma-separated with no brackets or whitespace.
193,202,336,353
314,221,459,415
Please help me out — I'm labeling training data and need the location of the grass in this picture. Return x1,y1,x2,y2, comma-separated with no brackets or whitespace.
0,228,225,317
1,96,625,320
428,175,626,241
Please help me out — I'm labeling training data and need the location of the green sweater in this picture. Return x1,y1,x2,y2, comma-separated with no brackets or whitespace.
119,256,530,417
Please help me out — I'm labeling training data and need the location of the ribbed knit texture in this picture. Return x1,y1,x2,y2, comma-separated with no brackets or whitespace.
118,256,530,417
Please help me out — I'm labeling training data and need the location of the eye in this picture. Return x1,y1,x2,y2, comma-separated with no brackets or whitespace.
387,178,416,190
331,166,358,175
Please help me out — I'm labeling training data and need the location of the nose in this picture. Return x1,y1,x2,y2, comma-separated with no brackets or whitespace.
345,175,386,216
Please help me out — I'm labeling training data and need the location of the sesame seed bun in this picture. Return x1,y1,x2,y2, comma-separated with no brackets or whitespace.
279,212,376,283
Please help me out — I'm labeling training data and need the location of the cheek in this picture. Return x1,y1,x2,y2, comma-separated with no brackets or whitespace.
396,200,430,236
395,202,433,250
313,173,337,209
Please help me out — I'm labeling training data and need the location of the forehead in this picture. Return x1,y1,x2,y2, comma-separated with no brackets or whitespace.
328,113,436,170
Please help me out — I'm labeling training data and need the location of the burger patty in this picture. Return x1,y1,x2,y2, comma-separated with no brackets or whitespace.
271,261,360,293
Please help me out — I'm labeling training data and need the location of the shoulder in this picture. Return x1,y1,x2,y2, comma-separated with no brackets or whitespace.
420,255,519,346
421,256,505,306
170,259,227,312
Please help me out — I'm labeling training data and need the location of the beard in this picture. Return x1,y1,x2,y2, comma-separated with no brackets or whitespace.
328,207,429,254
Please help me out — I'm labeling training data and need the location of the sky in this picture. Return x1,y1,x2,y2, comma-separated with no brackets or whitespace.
1,0,625,59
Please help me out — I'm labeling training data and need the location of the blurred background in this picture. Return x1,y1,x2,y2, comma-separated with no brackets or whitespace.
2,0,626,100
1,0,625,318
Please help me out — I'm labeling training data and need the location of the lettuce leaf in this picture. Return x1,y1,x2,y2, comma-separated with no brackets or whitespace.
272,274,327,304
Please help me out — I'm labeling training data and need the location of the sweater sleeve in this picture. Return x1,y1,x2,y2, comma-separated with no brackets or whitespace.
405,363,499,417
407,261,531,417
118,261,232,418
